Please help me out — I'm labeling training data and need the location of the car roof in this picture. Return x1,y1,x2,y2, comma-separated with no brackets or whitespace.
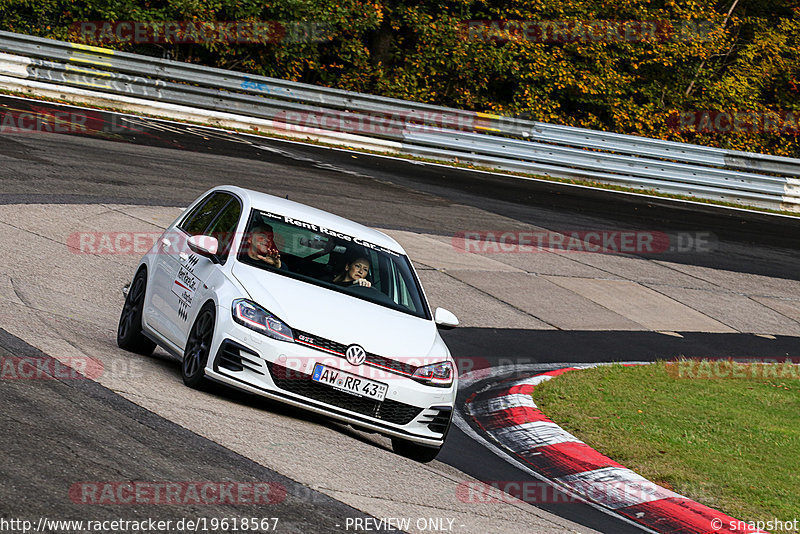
216,185,407,255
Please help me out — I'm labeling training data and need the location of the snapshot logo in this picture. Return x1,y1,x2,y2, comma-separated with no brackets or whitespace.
451,230,716,254
668,110,800,135
0,356,103,380
69,481,286,505
69,21,331,45
460,19,715,44
718,518,800,532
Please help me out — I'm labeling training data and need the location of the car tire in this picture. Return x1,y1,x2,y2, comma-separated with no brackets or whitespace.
182,303,216,389
391,437,442,463
117,269,157,356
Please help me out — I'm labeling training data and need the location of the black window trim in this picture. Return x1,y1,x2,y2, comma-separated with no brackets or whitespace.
177,190,244,265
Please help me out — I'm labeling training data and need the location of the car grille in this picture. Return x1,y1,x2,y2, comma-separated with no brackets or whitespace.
267,362,423,425
293,329,420,377
294,330,345,355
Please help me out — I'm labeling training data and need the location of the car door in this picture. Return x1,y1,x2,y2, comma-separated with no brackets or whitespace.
149,192,238,348
177,194,243,339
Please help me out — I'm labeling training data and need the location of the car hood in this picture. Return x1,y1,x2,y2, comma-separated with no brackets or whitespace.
232,263,440,360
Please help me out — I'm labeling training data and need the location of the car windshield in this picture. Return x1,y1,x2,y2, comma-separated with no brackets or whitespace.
237,209,431,320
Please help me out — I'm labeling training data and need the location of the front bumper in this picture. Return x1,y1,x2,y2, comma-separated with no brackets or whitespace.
205,314,456,446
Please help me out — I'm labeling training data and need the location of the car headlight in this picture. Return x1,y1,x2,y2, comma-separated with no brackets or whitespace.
412,361,454,387
231,299,294,342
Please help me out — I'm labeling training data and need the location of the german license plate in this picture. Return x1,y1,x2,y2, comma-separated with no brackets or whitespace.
312,363,388,402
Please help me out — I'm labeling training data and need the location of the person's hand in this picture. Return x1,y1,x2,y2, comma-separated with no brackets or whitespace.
256,252,281,268
354,278,370,287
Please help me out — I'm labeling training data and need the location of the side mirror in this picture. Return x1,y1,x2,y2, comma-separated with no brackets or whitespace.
434,307,459,330
187,235,219,263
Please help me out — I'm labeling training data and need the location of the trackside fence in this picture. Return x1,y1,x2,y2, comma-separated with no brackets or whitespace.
0,30,798,212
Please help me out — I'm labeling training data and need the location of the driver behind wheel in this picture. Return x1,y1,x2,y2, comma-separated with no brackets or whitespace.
332,256,371,287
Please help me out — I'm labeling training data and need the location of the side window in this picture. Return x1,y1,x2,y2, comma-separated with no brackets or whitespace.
179,195,212,231
206,199,242,262
180,193,231,236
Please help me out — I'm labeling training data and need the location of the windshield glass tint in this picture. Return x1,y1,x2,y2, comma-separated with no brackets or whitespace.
237,210,430,319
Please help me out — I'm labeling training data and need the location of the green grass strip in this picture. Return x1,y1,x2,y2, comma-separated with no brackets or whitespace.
532,361,800,525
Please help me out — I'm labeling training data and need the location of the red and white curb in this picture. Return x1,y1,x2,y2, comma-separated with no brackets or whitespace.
463,366,766,534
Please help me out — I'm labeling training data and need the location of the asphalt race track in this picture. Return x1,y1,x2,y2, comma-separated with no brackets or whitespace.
0,328,372,531
2,95,799,534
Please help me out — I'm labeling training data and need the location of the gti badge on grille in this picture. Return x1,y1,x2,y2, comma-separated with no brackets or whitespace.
345,344,366,366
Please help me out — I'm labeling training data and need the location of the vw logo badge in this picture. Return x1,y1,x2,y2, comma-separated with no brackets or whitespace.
345,345,367,366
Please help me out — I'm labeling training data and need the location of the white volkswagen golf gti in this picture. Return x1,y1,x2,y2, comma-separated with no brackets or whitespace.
117,186,459,461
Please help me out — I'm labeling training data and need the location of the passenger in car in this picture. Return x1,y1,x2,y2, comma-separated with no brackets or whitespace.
332,256,371,287
244,224,288,270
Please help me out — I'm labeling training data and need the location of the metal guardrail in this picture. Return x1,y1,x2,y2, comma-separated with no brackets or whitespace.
0,30,798,212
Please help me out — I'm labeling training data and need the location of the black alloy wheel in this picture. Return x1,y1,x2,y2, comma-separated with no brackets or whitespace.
117,269,156,355
182,304,215,389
